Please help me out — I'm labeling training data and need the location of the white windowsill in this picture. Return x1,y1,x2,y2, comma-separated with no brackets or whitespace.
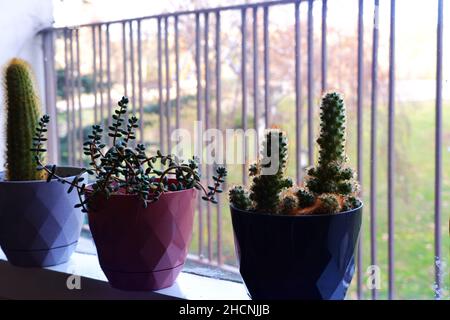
0,248,249,300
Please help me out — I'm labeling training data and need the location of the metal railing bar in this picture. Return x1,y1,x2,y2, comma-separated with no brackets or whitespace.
321,0,327,92
76,28,83,166
122,22,128,98
242,8,248,186
137,20,144,143
387,0,396,300
69,29,76,166
307,0,314,166
98,25,104,125
253,7,259,153
46,0,311,31
370,0,380,300
356,0,364,300
106,24,112,143
295,1,302,184
63,30,71,166
165,17,172,153
92,26,98,125
215,11,223,265
130,21,137,115
42,30,59,164
204,12,213,262
195,12,204,259
434,0,443,300
175,15,181,131
263,5,270,128
157,17,165,155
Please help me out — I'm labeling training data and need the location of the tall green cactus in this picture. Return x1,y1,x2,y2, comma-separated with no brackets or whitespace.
305,92,356,196
248,130,293,213
4,58,42,181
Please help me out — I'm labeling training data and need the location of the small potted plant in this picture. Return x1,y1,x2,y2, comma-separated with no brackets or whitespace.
0,58,85,267
33,96,226,291
229,92,362,300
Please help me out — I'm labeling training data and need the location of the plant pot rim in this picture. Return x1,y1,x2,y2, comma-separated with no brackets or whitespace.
85,181,197,199
0,166,84,185
230,202,363,218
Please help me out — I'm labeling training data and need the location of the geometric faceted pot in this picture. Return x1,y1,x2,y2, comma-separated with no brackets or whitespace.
0,167,85,267
230,204,363,300
87,181,197,291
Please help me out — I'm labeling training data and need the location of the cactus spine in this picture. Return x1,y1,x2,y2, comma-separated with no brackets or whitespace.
5,58,42,181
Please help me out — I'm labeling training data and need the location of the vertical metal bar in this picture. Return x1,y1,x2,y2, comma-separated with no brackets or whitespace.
263,6,270,128
64,29,72,166
130,20,136,114
370,0,380,300
76,28,83,166
241,8,248,186
387,0,396,300
356,0,364,300
307,0,314,166
295,1,302,184
157,18,165,155
165,17,172,153
92,26,98,124
204,12,212,262
253,7,259,154
98,25,104,124
321,0,327,92
195,13,204,259
106,24,112,140
175,15,180,131
434,0,443,300
137,20,144,143
42,30,59,164
69,29,76,165
215,11,223,265
122,22,128,97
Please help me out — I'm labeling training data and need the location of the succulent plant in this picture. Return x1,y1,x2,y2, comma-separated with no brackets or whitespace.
301,92,361,214
229,92,361,215
229,186,252,211
249,130,293,213
5,58,43,181
279,195,297,215
32,96,227,212
296,188,315,208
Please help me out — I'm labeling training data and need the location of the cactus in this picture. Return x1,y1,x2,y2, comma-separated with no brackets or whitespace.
4,58,43,181
305,93,357,196
229,186,252,211
296,188,315,208
299,92,360,214
248,130,293,213
279,195,297,215
230,92,361,215
315,194,341,214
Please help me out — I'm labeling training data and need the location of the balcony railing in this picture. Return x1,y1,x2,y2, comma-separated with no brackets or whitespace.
40,0,446,299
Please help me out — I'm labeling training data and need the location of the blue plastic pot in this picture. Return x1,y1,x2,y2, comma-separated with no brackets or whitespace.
0,167,85,267
230,204,363,300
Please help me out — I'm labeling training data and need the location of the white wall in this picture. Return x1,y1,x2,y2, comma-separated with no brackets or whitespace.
0,0,54,170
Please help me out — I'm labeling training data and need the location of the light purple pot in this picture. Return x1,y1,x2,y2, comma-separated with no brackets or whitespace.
0,167,85,267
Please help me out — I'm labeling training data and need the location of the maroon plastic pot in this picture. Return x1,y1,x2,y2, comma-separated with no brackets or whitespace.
87,182,197,291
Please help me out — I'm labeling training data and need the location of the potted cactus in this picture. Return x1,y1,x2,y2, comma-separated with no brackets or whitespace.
33,96,227,291
229,92,362,300
0,58,85,267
